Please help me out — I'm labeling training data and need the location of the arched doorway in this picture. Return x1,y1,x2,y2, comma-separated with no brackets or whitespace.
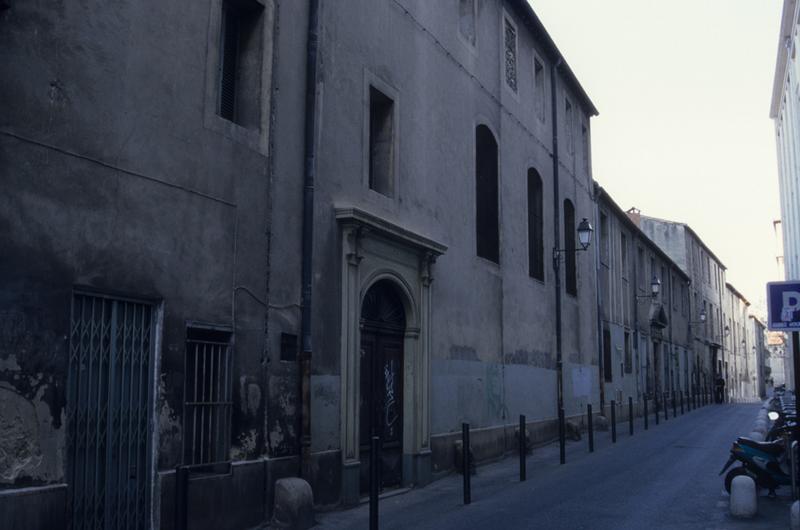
359,279,406,494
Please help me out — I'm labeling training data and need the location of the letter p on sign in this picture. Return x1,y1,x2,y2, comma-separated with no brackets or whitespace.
782,291,800,322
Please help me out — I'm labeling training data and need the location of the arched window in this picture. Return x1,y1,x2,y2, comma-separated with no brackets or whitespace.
527,169,543,280
476,125,499,263
564,199,577,295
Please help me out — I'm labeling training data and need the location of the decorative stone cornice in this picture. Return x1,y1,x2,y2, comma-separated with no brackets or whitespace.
335,206,447,257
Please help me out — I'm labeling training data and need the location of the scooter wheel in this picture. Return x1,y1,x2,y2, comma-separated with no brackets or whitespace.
724,467,750,494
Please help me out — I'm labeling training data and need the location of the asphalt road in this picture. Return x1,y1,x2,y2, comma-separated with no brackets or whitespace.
317,402,793,529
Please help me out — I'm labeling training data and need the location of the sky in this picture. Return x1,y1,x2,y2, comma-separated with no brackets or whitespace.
529,0,784,315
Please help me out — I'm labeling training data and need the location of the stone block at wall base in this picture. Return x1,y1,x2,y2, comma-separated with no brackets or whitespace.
272,478,314,530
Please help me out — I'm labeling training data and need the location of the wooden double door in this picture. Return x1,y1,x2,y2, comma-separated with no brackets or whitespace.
358,280,405,494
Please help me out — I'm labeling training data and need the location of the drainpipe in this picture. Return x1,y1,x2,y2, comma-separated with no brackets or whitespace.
593,187,604,411
299,0,320,480
550,58,564,430
631,233,640,401
667,270,674,394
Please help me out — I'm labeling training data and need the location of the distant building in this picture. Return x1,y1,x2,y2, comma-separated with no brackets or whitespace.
596,193,691,410
630,214,728,396
724,283,753,400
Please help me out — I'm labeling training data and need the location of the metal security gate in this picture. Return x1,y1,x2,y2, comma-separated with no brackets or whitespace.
67,293,155,530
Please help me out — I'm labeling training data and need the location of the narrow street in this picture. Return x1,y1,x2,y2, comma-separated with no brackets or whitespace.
318,403,792,529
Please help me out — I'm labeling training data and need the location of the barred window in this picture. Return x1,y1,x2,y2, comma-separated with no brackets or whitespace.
184,327,233,465
504,18,517,93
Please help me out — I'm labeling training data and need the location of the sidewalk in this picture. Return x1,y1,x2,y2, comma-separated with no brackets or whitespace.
314,403,794,529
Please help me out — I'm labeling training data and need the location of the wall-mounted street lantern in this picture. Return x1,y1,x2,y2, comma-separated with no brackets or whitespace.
577,218,593,250
637,276,661,301
690,308,707,326
553,217,593,267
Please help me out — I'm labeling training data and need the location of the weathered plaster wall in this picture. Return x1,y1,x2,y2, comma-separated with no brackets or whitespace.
0,0,273,516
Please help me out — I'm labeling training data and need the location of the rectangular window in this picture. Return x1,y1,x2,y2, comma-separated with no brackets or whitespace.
184,327,233,465
603,329,612,382
581,123,590,173
459,0,476,47
369,87,395,196
533,57,545,121
624,332,632,374
681,283,687,315
564,200,577,296
280,332,298,362
600,213,609,264
564,98,574,154
218,0,264,128
504,17,518,93
527,169,544,280
621,233,628,279
671,274,677,311
637,247,645,290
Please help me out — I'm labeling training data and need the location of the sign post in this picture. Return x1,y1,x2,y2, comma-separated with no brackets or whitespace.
767,282,800,432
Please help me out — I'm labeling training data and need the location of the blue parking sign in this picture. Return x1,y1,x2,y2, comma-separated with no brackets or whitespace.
767,281,800,331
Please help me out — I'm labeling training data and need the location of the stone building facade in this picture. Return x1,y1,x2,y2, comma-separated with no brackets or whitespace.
633,215,728,397
1,0,284,528
595,191,691,413
1,0,769,528
270,0,601,505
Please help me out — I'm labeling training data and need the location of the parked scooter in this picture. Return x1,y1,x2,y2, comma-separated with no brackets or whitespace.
720,434,791,494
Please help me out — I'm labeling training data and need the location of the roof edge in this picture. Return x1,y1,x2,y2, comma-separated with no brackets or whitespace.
509,0,598,117
770,0,797,119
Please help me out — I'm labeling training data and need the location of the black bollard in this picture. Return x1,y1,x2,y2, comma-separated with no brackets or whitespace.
462,423,471,505
519,415,526,482
611,400,617,443
629,396,634,436
672,392,677,418
370,436,380,530
558,408,566,465
588,403,594,452
644,398,649,430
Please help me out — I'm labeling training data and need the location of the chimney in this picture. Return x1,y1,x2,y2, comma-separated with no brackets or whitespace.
626,207,641,227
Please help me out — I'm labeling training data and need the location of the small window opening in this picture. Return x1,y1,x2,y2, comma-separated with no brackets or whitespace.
564,199,577,295
624,332,632,374
280,333,298,362
459,0,476,46
564,99,574,154
603,329,612,382
527,168,544,280
534,58,545,121
184,326,233,465
218,0,264,128
369,87,395,196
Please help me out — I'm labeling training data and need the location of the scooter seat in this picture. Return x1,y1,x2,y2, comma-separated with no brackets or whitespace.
738,437,784,455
